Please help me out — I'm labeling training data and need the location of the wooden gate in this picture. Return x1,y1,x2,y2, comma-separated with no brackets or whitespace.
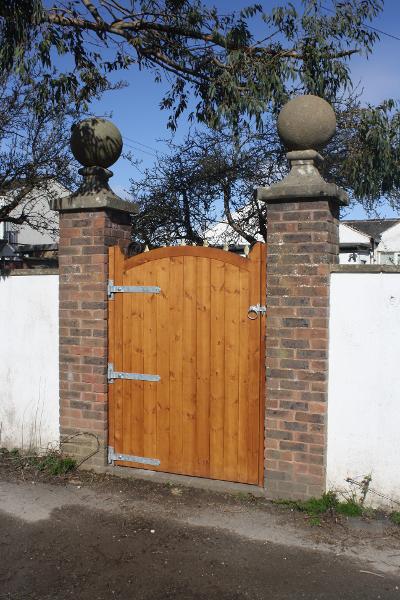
108,243,266,485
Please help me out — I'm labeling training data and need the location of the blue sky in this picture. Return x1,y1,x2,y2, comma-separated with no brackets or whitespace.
87,0,400,219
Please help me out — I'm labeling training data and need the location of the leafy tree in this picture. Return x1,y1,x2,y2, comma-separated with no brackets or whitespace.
0,69,80,237
130,123,280,245
2,0,398,240
326,97,400,211
130,94,400,245
0,0,383,129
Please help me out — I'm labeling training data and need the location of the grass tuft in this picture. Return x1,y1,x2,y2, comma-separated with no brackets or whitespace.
390,511,400,525
275,491,339,516
336,500,363,517
308,516,322,527
275,490,365,521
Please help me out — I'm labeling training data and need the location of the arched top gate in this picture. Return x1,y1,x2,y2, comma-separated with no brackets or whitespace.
108,242,266,485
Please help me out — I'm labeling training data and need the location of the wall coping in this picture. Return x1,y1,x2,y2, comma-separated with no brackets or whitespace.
331,264,400,274
4,269,59,277
6,266,400,276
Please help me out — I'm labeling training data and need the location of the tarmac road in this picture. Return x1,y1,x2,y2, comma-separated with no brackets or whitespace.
0,479,399,599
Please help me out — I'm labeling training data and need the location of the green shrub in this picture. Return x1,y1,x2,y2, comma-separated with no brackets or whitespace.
390,512,400,525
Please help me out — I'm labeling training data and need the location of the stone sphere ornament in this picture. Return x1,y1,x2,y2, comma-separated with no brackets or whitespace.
70,117,123,169
277,95,336,151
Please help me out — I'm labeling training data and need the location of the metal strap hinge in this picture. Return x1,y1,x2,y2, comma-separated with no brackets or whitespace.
247,303,267,320
108,446,160,467
108,362,160,383
108,279,161,299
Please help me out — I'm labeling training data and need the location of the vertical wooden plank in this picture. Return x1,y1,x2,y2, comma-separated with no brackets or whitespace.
237,267,250,482
122,267,133,457
108,246,116,448
209,259,225,479
196,257,211,477
155,258,171,469
247,243,263,484
168,256,184,473
223,263,240,482
258,242,267,486
127,264,145,457
112,246,125,454
142,261,158,460
182,256,197,476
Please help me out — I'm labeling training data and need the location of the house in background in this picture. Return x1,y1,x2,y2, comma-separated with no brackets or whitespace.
204,211,400,265
341,219,400,265
0,181,69,269
0,239,22,269
338,222,377,264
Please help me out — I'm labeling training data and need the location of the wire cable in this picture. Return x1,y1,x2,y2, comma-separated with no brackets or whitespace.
322,4,400,43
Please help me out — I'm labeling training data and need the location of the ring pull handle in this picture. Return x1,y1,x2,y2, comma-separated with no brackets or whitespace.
247,304,267,320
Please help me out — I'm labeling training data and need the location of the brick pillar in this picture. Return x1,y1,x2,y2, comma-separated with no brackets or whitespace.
257,96,348,499
51,119,137,468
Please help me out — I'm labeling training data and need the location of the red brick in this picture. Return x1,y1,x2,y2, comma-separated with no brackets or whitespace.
58,207,131,468
265,192,340,500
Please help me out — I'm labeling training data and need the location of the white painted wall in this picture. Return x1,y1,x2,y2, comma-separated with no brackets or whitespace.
327,272,400,507
0,274,59,451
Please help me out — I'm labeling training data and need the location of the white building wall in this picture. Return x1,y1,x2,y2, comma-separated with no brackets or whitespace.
0,273,59,450
327,271,400,507
376,222,400,265
378,222,400,253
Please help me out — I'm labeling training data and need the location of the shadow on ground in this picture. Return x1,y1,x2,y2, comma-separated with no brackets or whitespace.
0,483,399,599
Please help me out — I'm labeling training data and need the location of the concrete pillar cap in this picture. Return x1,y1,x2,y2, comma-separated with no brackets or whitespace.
51,118,137,214
70,117,123,169
277,95,336,151
257,95,347,206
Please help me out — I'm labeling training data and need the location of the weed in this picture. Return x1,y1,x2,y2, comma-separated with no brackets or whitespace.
34,453,76,476
235,492,251,502
336,500,363,517
0,447,76,476
233,491,259,504
308,516,321,527
275,491,339,516
390,512,400,525
274,490,365,522
344,474,372,506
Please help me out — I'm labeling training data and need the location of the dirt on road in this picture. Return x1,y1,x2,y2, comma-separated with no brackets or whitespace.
0,461,399,599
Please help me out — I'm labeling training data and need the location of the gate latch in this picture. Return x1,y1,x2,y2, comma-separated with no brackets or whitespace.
248,304,267,320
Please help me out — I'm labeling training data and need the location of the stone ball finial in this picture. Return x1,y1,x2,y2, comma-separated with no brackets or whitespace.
277,95,336,151
70,117,123,169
